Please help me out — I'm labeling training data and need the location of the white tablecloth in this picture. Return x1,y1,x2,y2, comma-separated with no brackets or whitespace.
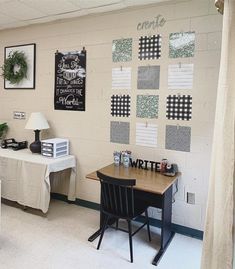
0,148,76,213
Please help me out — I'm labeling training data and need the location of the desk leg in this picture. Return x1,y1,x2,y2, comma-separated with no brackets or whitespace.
152,186,175,266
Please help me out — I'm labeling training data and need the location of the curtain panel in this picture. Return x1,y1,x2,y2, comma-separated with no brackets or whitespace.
201,1,235,268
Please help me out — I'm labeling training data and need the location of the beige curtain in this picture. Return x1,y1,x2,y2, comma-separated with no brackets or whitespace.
201,1,235,269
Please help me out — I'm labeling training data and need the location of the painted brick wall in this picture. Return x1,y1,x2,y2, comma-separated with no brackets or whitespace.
0,0,222,230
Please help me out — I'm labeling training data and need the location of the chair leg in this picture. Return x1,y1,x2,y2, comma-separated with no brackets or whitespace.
97,215,109,250
145,209,151,242
127,220,133,263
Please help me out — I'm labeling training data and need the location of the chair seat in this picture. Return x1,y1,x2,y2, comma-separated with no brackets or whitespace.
102,198,149,219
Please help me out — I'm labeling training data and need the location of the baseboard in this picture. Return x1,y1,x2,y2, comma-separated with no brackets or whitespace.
51,193,203,240
51,193,100,211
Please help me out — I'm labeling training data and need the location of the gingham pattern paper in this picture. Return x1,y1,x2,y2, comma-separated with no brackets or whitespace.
111,95,131,117
138,35,162,60
166,95,192,120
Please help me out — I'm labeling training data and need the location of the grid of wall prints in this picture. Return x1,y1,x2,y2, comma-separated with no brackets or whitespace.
110,30,195,151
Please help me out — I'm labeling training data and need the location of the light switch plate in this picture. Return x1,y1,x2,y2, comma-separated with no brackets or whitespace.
13,111,26,120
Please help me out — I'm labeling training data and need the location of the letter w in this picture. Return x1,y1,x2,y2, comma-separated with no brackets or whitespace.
130,158,138,168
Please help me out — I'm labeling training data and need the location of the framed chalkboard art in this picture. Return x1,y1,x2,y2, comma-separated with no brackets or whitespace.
54,49,86,111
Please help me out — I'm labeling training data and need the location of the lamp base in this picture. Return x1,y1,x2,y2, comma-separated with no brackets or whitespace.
29,140,41,153
29,130,41,153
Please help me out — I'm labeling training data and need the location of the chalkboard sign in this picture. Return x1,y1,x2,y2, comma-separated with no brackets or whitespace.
54,50,86,111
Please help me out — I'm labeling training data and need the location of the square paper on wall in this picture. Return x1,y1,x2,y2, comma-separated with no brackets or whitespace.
111,95,131,117
112,38,132,62
137,65,160,89
165,125,191,152
112,67,131,90
168,64,194,90
169,31,195,58
136,123,157,147
139,35,162,60
110,121,130,144
136,95,159,119
166,95,192,121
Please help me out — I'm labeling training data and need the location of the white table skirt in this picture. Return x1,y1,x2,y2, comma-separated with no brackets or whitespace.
0,148,76,213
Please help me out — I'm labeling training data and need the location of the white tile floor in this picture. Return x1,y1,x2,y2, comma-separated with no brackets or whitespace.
0,200,202,269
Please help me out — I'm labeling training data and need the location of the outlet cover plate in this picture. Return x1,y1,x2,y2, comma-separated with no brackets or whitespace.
187,192,195,204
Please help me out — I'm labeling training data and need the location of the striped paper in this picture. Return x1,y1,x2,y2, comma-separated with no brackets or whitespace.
112,67,131,90
168,64,194,90
136,123,157,147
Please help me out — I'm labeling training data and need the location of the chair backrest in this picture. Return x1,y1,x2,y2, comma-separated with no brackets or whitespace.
97,171,136,219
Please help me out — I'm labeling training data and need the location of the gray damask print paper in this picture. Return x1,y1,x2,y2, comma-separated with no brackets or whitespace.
137,65,160,89
165,125,191,152
169,32,195,58
110,121,130,144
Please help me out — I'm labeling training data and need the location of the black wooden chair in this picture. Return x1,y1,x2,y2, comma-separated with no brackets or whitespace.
96,171,151,263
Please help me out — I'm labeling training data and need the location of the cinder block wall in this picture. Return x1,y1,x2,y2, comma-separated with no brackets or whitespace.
0,0,222,230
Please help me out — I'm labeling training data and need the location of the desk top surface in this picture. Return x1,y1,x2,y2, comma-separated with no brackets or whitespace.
86,164,180,195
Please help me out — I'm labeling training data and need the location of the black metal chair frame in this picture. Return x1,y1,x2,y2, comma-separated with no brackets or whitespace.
96,171,151,263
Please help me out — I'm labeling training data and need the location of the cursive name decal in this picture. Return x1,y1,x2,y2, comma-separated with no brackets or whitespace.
137,15,166,31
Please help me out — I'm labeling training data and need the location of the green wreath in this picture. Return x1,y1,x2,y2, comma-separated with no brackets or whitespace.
2,51,28,84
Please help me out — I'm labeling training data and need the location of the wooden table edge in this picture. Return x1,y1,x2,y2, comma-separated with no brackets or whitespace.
86,165,181,195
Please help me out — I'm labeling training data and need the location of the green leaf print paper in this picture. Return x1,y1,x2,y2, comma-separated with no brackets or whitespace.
169,32,195,58
112,38,132,62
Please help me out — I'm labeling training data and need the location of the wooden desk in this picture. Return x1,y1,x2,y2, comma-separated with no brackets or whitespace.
86,164,180,266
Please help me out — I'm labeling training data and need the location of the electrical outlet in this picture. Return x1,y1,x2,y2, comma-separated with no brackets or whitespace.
187,192,195,204
13,111,26,120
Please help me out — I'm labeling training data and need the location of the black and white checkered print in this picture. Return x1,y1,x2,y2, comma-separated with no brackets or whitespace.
111,95,131,117
166,95,192,121
138,35,162,60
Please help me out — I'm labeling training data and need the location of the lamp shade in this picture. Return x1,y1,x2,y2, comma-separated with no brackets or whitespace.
25,112,49,130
